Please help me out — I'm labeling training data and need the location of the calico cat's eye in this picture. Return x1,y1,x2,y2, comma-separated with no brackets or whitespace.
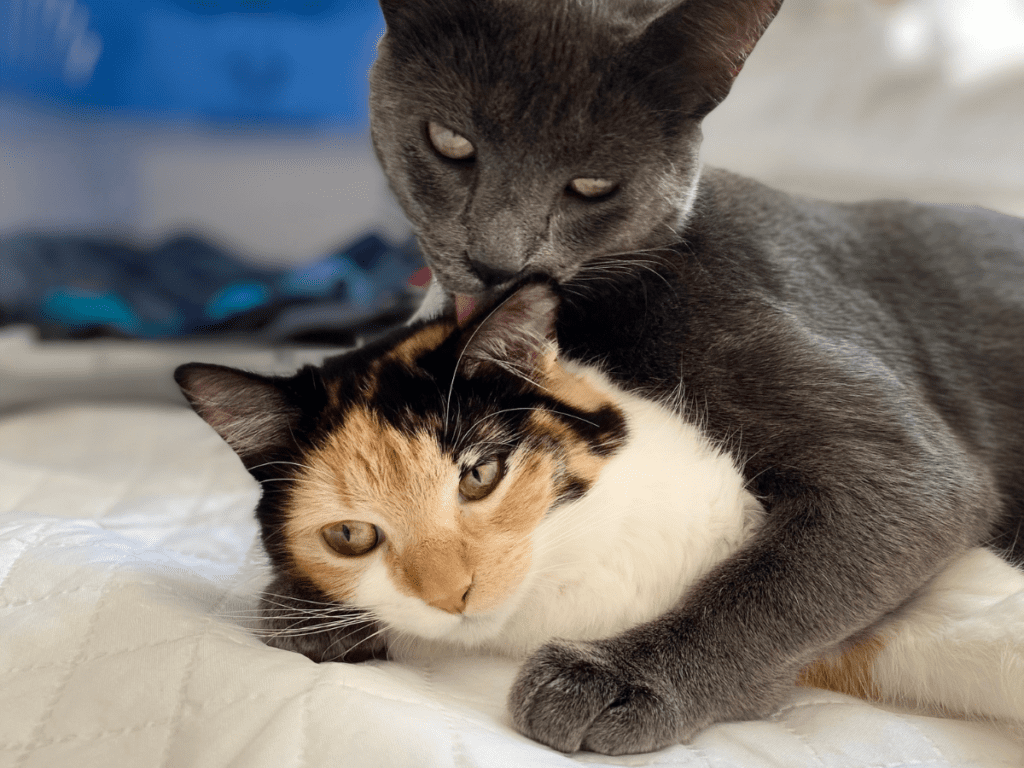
427,121,476,160
321,521,382,557
568,177,617,199
459,456,505,502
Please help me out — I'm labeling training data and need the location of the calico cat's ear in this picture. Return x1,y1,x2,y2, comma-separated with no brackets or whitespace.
458,282,559,381
174,363,301,469
635,0,783,114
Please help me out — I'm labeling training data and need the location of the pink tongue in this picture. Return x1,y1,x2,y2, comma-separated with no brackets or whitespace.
455,295,478,324
407,267,478,322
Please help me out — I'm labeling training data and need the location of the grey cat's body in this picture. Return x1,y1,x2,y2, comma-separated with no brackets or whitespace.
365,0,1024,754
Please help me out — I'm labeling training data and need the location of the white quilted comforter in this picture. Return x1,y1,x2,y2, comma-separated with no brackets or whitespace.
1,404,1022,767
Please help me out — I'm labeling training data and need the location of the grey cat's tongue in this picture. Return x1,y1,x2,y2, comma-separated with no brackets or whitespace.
455,295,478,324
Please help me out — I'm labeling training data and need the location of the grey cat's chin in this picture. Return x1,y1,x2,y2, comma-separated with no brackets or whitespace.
434,268,493,297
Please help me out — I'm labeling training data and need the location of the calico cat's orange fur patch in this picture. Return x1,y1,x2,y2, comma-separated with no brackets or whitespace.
391,321,456,368
384,450,557,614
541,357,617,416
525,409,609,492
280,403,562,616
798,636,885,700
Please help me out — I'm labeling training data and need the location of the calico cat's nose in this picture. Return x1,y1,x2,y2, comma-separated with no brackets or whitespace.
425,580,473,615
467,257,519,288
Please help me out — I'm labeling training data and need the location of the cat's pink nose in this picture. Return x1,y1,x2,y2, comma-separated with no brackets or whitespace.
425,581,473,615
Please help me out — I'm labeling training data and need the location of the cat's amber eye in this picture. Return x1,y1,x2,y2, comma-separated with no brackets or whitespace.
321,521,382,557
569,177,617,199
459,456,505,502
427,121,475,160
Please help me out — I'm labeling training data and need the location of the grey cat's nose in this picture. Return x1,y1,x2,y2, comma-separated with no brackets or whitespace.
468,258,519,287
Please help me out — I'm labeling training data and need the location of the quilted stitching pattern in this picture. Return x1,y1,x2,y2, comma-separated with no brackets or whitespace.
1,405,1021,768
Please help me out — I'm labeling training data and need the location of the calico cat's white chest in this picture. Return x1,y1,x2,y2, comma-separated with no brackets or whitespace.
480,390,764,657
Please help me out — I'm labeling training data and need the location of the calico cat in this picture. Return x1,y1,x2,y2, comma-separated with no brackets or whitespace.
358,0,1024,753
176,282,1024,751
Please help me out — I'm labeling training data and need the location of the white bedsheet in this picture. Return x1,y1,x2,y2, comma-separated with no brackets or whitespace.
1,404,1021,767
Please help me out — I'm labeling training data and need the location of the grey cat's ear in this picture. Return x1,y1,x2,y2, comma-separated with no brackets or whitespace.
458,283,560,381
174,363,301,468
636,0,782,113
377,0,400,25
378,0,428,30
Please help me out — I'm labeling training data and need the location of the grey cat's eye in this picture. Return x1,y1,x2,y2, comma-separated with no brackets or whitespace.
321,521,382,557
569,177,617,199
427,121,475,160
459,456,505,501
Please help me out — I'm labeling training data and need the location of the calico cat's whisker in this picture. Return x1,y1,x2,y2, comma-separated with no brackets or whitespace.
256,473,340,504
247,459,314,473
452,398,465,454
249,618,374,639
387,631,413,662
258,591,355,609
321,623,390,660
457,407,589,448
244,605,352,620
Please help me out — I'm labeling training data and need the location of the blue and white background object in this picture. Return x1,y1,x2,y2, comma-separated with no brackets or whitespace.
0,0,384,128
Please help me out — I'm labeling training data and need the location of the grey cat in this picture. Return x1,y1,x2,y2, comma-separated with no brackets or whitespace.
365,0,1024,754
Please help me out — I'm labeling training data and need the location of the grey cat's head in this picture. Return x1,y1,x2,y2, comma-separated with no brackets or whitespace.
370,0,782,296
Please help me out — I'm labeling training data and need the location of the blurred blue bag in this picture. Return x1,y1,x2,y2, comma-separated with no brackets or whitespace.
0,0,384,128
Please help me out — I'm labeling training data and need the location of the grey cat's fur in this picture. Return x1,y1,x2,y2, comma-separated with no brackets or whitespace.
370,0,776,295
367,0,1024,755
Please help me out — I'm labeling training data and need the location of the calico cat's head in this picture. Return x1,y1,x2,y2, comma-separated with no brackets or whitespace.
175,283,631,662
369,0,782,295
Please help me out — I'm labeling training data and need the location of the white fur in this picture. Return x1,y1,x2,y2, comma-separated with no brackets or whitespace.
477,361,763,657
409,278,449,323
665,157,702,232
870,547,1024,733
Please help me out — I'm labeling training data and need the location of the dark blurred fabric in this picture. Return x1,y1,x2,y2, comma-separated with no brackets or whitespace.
0,231,425,344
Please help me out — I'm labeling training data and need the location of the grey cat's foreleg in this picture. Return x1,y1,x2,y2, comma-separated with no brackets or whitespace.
508,344,997,753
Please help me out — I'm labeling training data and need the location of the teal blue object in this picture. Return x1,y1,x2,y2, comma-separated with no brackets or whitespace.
205,282,272,322
279,256,348,298
40,288,143,335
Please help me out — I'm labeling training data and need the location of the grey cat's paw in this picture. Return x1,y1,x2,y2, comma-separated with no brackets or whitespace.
509,639,694,755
